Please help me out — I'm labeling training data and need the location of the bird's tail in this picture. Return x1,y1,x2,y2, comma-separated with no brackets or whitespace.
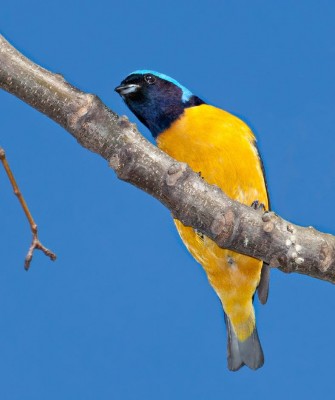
225,313,264,371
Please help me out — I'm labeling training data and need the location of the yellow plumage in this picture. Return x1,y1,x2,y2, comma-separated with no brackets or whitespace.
157,104,269,341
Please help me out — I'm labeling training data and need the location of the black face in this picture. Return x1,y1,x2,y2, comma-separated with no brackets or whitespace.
115,73,204,138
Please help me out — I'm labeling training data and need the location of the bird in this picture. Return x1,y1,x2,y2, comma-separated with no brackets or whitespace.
115,70,270,371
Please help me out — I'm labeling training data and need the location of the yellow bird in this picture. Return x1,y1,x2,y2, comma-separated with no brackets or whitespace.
115,70,270,371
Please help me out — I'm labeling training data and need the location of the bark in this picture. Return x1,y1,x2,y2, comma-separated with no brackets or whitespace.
1,34,335,283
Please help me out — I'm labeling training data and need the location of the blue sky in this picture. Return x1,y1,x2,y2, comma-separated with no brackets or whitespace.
1,1,335,399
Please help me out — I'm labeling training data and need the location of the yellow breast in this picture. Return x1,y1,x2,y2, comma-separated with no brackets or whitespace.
157,104,268,340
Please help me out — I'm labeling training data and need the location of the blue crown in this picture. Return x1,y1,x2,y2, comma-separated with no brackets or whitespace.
131,70,193,103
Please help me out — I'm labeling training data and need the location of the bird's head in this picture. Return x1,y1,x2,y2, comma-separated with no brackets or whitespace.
115,70,204,137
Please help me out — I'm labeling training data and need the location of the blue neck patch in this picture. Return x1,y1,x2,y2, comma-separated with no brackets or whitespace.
130,70,193,103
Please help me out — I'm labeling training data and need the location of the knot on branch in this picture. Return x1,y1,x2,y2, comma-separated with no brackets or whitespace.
262,211,278,233
54,72,65,82
161,162,194,221
117,115,132,129
166,162,188,186
68,93,96,130
110,146,135,181
211,208,235,246
319,240,334,272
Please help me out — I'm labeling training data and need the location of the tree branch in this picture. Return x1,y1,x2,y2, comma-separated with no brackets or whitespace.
1,34,335,282
0,147,57,269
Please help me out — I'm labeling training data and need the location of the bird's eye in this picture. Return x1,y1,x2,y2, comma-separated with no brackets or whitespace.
144,74,156,84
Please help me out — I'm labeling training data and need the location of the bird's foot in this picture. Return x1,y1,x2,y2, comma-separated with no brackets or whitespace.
251,200,266,212
197,171,204,180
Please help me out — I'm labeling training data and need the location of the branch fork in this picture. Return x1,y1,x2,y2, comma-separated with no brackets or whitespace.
0,147,56,270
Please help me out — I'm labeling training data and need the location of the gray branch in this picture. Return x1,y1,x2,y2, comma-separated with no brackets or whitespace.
1,34,335,283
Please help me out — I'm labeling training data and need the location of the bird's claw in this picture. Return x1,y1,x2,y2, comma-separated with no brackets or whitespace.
251,200,266,212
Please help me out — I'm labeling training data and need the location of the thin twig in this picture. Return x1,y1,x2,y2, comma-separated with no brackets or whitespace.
0,147,56,270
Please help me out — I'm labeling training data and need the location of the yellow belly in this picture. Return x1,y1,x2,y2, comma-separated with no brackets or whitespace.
157,104,269,341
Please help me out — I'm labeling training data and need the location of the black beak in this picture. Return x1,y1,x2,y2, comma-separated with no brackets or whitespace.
114,83,140,96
